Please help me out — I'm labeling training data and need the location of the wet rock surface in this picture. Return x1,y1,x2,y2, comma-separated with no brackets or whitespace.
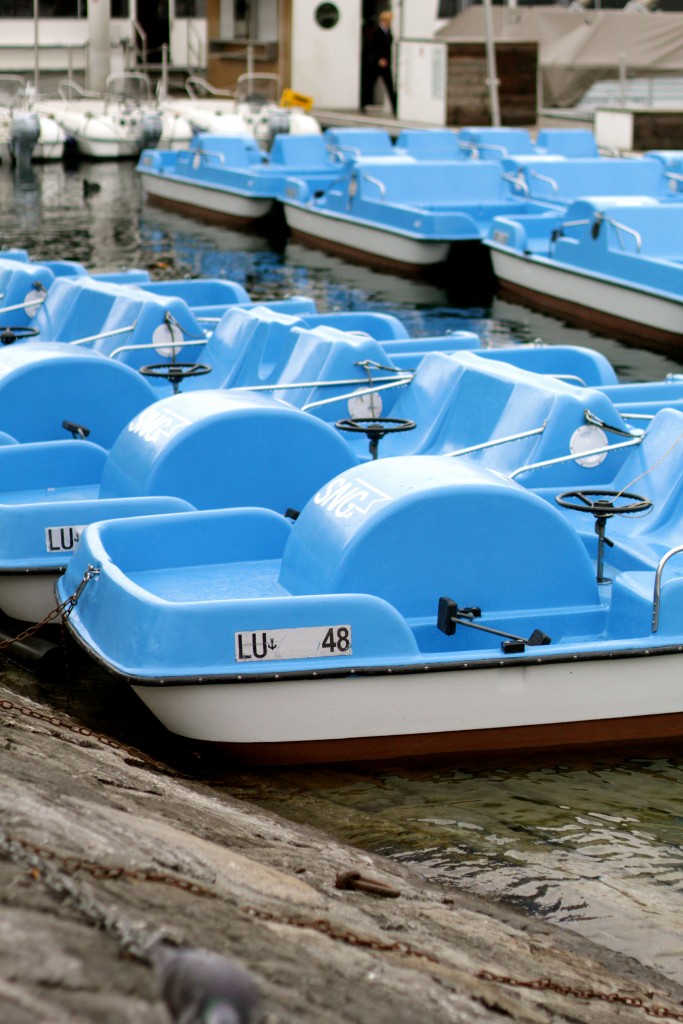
1,672,683,1024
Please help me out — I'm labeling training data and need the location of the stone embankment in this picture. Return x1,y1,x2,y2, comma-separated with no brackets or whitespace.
1,674,682,1024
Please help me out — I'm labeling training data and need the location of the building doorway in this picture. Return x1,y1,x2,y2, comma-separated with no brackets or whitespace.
136,0,170,64
361,0,395,113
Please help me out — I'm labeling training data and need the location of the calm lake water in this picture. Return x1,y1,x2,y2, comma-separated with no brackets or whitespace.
3,158,683,984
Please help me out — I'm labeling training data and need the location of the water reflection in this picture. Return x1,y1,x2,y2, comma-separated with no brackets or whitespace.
2,158,683,984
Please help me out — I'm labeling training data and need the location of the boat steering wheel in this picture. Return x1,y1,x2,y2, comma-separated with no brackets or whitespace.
336,416,416,460
555,489,652,518
140,362,212,395
556,488,652,584
0,325,40,345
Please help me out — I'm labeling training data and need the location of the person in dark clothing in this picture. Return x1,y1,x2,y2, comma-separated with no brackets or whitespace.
361,10,397,115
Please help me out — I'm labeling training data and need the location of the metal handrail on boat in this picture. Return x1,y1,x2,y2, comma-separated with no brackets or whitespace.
303,376,412,412
0,294,46,315
69,324,138,347
361,174,386,199
195,148,226,165
652,545,683,631
529,169,559,194
108,338,206,359
509,434,643,479
602,216,642,253
502,172,528,195
664,171,683,191
443,421,547,459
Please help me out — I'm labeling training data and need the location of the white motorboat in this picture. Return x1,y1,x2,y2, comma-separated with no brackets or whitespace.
46,74,169,160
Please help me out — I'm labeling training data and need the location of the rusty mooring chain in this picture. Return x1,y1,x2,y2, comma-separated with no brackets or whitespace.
4,826,683,1019
0,564,100,652
4,832,217,897
475,970,683,1021
245,906,683,1020
243,905,440,963
0,696,180,774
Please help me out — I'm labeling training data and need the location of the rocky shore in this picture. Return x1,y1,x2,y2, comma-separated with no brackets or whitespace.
1,667,683,1024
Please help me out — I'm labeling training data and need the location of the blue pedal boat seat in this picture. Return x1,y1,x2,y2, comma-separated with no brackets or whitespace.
0,342,156,446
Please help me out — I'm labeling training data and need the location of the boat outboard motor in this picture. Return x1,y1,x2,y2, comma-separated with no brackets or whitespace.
137,110,163,153
255,106,290,149
10,111,40,168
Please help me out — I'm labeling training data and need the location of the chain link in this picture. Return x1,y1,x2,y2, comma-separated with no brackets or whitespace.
476,970,683,1021
244,907,683,1020
0,696,179,774
0,827,168,961
0,565,99,651
4,832,217,898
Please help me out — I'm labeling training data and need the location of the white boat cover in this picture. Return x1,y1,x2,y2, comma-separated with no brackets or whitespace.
435,8,683,108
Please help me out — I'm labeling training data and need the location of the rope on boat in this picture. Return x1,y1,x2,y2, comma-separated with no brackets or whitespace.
617,426,683,504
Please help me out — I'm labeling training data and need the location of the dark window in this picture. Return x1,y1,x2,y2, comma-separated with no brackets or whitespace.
175,0,206,14
437,0,460,14
315,2,340,28
111,0,129,15
1,0,87,14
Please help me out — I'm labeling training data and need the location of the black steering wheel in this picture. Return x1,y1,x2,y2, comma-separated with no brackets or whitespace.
556,489,652,584
0,325,40,345
140,362,212,394
336,416,416,460
555,489,652,518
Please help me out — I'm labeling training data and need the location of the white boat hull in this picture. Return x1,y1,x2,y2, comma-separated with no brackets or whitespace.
0,571,60,624
129,649,683,764
489,245,683,351
140,170,273,225
284,201,452,271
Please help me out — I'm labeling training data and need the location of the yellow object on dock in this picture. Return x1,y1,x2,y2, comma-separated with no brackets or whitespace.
280,88,314,111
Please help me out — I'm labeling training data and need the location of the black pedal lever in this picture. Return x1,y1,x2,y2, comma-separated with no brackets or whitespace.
437,597,551,653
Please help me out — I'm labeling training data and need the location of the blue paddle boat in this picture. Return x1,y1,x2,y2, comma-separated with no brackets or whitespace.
137,132,347,227
486,195,683,352
58,393,683,764
281,158,555,271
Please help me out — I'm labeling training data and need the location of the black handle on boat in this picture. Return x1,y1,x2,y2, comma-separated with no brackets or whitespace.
0,325,39,345
437,597,551,654
62,419,91,440
335,417,416,460
139,362,212,395
555,489,652,585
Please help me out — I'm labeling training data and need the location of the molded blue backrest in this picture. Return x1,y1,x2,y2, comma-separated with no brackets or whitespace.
196,305,313,390
459,127,535,156
479,344,619,387
0,258,55,327
605,408,683,544
394,130,463,161
324,127,395,157
280,455,597,616
268,324,401,415
0,342,156,446
301,311,410,340
99,389,356,512
139,278,251,305
535,129,599,158
29,276,205,368
191,132,261,166
361,351,631,485
523,158,666,202
355,159,507,205
269,133,330,167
